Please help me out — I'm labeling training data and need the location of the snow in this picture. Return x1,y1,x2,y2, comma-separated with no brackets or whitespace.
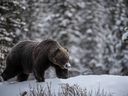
0,75,128,96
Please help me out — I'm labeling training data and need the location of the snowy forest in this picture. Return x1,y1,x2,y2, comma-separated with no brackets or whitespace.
0,0,128,78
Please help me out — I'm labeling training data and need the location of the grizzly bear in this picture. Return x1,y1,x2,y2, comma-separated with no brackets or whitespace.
1,39,71,82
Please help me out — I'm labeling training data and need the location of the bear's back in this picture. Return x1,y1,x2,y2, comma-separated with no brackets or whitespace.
6,41,38,73
33,39,61,58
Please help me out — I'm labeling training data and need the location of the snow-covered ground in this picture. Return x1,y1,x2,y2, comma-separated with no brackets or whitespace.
0,75,128,96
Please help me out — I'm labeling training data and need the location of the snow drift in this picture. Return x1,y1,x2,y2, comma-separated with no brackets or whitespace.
0,75,128,96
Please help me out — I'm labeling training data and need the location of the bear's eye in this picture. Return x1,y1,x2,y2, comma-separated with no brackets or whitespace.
53,58,57,63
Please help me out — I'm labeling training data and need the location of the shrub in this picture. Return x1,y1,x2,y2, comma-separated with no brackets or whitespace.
19,83,112,96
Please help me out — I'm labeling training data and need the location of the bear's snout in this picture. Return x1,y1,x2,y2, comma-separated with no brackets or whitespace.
64,63,71,69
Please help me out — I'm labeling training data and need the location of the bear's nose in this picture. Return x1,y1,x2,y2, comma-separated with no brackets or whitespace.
64,63,71,69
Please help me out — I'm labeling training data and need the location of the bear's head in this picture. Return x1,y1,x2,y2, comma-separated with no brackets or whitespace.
49,47,71,69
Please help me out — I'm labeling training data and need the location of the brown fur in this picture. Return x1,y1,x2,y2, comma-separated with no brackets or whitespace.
1,39,70,82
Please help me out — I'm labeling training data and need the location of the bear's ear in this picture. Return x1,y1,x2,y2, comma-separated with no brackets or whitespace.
53,57,57,63
64,48,69,52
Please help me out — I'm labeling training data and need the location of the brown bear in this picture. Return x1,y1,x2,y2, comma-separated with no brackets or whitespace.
1,39,71,82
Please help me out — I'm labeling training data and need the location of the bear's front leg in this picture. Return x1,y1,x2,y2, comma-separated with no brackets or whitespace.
55,66,68,79
33,68,45,82
33,65,45,82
